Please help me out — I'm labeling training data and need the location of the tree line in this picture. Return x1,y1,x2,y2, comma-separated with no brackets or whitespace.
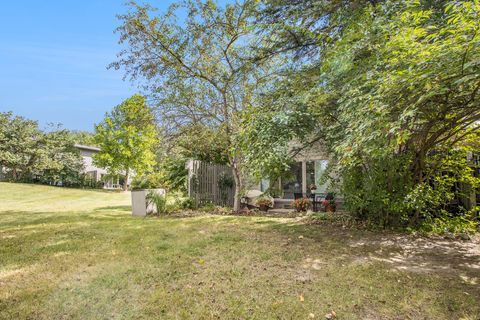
0,112,89,186
0,95,160,191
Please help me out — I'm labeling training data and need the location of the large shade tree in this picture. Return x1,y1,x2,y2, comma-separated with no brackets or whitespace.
111,0,273,211
314,0,480,219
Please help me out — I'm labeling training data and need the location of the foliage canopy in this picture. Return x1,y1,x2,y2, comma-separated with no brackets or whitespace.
94,94,158,191
242,0,480,229
0,112,84,186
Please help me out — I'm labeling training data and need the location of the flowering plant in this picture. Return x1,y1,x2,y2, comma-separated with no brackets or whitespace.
323,198,336,212
256,197,273,208
292,197,312,212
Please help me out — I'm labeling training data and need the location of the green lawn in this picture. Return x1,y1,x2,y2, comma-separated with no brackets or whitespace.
1,182,479,319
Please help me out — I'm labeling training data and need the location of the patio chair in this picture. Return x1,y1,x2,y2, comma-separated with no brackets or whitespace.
314,193,327,212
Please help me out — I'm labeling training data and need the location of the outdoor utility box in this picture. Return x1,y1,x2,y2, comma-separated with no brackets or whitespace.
131,188,166,216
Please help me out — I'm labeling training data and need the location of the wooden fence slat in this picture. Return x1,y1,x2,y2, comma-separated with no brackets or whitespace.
187,160,235,207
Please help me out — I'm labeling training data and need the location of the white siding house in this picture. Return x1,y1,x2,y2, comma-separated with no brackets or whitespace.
75,144,106,181
74,144,132,189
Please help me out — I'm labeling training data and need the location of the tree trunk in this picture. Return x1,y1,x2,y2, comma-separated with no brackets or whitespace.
410,150,426,225
123,167,130,191
231,160,242,213
411,151,426,185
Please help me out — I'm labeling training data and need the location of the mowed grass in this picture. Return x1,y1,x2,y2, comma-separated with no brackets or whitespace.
0,183,479,319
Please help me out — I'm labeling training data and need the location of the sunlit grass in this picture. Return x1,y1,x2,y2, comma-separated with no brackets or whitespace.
0,182,478,319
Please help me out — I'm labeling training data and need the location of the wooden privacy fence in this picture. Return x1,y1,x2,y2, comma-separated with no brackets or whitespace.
186,160,235,207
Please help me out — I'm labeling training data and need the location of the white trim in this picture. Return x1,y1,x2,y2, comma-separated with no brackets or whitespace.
301,161,307,194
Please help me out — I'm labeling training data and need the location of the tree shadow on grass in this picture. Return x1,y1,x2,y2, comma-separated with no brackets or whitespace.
261,221,480,288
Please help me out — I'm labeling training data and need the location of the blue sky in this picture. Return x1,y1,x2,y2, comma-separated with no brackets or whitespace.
0,1,227,132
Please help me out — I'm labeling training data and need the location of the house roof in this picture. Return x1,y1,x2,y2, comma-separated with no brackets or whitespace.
74,144,101,152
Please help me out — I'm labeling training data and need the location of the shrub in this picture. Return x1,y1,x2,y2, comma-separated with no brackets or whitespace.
341,157,411,227
199,202,216,212
157,156,188,193
132,172,164,190
165,202,180,213
419,209,478,235
179,197,195,210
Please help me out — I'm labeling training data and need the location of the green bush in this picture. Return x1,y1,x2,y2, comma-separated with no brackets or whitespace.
341,147,480,232
179,197,195,210
419,209,478,235
157,156,188,193
341,156,411,228
199,202,216,212
132,172,164,190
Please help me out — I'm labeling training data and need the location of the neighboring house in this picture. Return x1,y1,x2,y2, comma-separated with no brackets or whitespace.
75,144,106,182
74,144,131,189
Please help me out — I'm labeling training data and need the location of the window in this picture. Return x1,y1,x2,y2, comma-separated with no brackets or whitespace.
282,162,303,199
260,178,270,192
315,160,329,193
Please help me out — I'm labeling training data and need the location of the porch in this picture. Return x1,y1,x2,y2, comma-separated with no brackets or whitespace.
258,159,342,209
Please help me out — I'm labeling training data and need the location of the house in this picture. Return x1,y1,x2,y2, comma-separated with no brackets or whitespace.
186,141,339,209
75,144,106,182
255,141,339,208
74,144,131,189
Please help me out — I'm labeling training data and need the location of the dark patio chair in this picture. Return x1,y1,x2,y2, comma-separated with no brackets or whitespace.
314,193,327,212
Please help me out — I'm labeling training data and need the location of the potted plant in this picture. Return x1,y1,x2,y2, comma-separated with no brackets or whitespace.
322,199,336,213
292,197,312,212
256,197,273,212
